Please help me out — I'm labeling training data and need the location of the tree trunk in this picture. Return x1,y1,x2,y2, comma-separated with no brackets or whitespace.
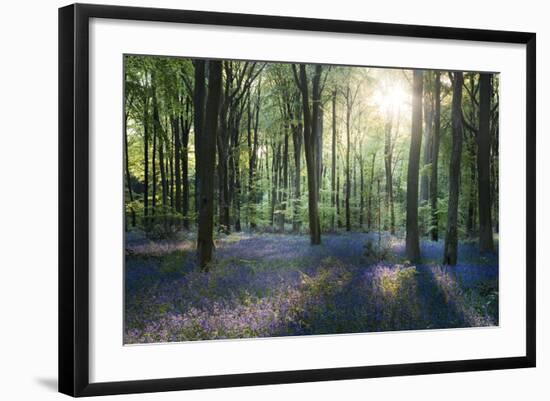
430,72,441,241
247,85,261,229
294,64,321,244
292,117,302,232
193,61,205,218
406,70,423,262
336,168,341,228
197,61,222,270
172,116,182,216
143,89,150,230
168,121,174,211
443,72,464,266
384,111,395,234
316,106,323,194
124,110,136,228
151,83,158,223
345,86,352,232
478,73,495,253
420,87,433,204
331,89,337,230
359,156,365,227
281,129,289,232
153,88,167,216
180,97,191,229
217,90,231,233
367,152,376,231
270,143,279,227
466,141,476,236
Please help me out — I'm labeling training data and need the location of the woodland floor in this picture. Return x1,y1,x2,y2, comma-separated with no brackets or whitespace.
124,231,499,344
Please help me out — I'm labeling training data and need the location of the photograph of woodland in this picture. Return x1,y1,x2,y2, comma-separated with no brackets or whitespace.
124,55,499,344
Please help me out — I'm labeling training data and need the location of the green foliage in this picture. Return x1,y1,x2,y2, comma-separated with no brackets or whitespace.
124,54,500,259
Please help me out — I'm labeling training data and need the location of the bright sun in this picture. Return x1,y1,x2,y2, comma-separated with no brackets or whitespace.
372,85,409,114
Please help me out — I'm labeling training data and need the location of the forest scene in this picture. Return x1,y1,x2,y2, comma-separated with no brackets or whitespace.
124,55,499,344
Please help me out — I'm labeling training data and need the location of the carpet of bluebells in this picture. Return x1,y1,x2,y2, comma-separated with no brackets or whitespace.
124,232,498,344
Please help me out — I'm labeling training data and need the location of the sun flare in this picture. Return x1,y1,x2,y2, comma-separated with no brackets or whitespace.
372,85,409,114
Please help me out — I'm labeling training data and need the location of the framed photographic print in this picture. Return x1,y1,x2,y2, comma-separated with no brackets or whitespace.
58,3,536,397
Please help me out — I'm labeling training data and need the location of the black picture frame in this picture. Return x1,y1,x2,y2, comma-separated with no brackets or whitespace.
59,3,536,397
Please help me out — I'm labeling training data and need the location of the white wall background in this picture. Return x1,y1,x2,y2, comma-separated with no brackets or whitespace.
0,0,546,399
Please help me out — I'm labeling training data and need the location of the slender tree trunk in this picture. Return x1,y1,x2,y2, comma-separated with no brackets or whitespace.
197,61,222,270
168,123,174,211
270,143,279,227
478,73,495,253
235,162,242,232
420,89,433,204
316,107,323,193
331,90,337,230
292,119,302,232
172,116,182,215
180,97,191,229
443,72,464,266
247,85,261,229
336,168,341,228
151,85,158,223
490,82,499,234
406,70,423,262
377,178,382,249
384,111,395,234
466,142,476,236
359,156,365,227
153,92,167,216
193,61,205,218
231,108,244,233
345,86,352,232
281,129,289,232
293,64,321,244
310,66,323,240
367,152,376,231
143,90,150,230
124,111,136,227
430,72,441,241
158,136,167,230
217,96,231,233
